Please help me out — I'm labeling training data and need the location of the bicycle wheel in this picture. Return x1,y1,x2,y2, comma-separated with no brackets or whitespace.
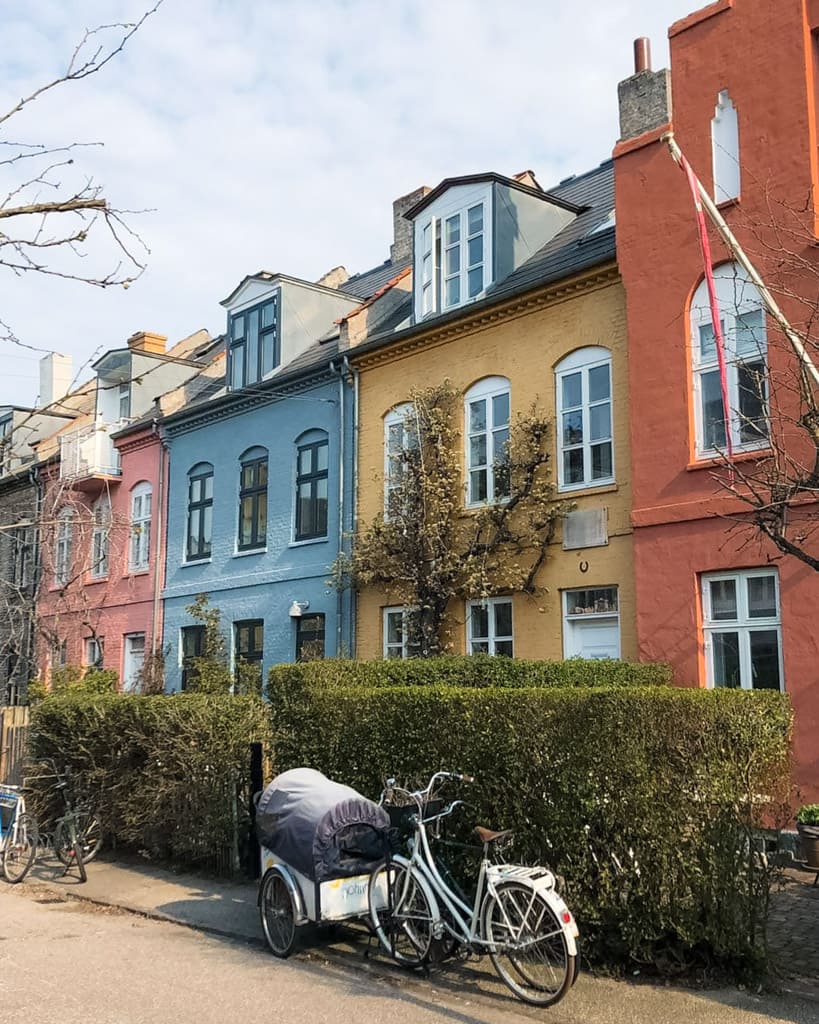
2,813,39,884
259,870,298,957
483,882,575,1007
55,812,103,865
368,855,436,966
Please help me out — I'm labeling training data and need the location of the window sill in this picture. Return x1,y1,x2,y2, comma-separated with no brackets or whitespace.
289,536,328,548
686,447,772,471
85,575,109,586
557,481,618,497
181,558,212,567
234,547,267,558
716,196,740,211
124,568,151,577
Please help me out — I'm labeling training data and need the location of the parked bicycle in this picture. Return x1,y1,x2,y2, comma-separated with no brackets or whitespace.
0,784,39,883
29,761,103,882
369,771,579,1007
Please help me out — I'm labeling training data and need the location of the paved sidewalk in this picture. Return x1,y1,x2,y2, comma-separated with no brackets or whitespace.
7,852,819,1024
768,865,819,993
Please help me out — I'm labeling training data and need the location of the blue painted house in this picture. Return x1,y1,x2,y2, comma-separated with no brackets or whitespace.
161,268,389,691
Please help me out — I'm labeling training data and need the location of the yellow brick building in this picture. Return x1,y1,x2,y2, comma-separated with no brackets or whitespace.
344,165,634,662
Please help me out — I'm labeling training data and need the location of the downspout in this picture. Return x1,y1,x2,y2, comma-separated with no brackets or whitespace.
347,355,360,657
329,360,345,657
27,463,43,697
151,419,167,663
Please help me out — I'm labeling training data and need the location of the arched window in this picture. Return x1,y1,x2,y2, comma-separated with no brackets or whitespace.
690,263,768,457
712,90,740,203
238,447,268,550
465,377,510,505
294,431,328,541
90,494,111,578
186,462,214,561
555,348,613,490
383,403,418,516
54,507,74,587
129,481,152,571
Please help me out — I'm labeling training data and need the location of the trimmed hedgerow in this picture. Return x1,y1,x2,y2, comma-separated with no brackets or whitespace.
28,693,271,874
268,680,791,977
267,654,672,696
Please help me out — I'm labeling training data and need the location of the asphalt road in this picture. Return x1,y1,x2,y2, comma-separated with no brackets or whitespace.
1,884,815,1024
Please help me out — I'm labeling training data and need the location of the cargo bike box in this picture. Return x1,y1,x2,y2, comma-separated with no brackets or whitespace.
255,768,390,956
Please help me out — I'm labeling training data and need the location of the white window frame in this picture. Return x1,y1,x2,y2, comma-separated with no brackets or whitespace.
118,381,131,420
701,569,783,691
465,376,511,506
383,606,421,659
562,586,620,659
466,597,514,657
383,403,418,516
555,347,614,492
413,183,492,321
54,508,74,587
129,481,152,571
712,90,741,203
122,631,146,691
85,637,103,669
690,264,768,459
90,494,111,579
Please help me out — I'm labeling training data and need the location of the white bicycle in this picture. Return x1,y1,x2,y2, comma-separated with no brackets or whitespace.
368,771,579,1007
0,784,39,883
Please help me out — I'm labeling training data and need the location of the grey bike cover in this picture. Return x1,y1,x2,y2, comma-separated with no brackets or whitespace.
255,768,389,882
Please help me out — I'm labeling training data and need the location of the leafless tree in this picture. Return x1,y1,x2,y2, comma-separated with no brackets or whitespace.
0,2,163,349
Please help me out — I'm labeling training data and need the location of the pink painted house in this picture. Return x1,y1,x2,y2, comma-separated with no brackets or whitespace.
35,329,216,688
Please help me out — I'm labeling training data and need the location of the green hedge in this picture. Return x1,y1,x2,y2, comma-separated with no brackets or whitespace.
28,693,272,874
268,654,672,694
268,680,791,976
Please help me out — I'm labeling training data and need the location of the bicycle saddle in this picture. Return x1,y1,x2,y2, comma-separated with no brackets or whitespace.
474,826,514,844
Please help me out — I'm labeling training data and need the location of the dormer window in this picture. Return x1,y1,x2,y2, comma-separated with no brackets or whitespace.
228,295,280,390
118,381,131,420
421,204,486,316
414,183,492,321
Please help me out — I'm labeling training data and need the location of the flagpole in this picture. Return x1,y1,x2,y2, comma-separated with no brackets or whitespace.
663,131,819,388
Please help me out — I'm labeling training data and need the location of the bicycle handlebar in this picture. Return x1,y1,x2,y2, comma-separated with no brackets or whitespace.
380,769,474,811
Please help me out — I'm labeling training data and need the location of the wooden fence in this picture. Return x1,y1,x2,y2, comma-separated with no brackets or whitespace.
0,705,30,786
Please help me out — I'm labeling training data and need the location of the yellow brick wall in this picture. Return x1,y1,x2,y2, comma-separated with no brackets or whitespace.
354,271,636,662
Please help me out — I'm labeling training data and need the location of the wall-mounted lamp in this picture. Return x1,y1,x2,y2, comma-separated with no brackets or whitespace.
289,600,310,618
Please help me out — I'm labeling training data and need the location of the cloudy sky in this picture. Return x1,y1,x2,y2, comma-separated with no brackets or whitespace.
1,0,687,407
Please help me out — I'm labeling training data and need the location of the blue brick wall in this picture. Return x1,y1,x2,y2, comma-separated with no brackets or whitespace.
162,369,355,691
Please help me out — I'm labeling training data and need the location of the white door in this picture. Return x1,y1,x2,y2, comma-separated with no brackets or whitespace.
565,617,620,660
123,633,145,691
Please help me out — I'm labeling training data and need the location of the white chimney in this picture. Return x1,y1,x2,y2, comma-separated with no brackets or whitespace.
39,353,73,407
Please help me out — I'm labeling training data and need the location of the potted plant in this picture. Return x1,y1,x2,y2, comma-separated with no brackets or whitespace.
796,804,819,868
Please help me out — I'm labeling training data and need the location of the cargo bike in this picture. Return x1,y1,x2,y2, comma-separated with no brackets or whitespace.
255,768,391,957
255,767,580,1009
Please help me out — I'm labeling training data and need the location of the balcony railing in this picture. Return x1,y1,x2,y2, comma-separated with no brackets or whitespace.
59,419,128,481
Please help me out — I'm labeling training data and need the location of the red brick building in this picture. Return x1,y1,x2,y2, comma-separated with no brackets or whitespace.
614,0,819,801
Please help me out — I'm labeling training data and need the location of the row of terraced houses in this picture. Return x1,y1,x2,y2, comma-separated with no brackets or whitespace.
1,1,818,799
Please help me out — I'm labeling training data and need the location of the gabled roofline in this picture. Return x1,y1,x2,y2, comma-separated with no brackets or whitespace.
404,172,585,220
219,271,363,308
92,348,203,372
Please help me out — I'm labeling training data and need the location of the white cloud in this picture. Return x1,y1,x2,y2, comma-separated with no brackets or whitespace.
0,0,685,404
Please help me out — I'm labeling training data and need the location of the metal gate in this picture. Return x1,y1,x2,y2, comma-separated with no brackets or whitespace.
0,705,30,785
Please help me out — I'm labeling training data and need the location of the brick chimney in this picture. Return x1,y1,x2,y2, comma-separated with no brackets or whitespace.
617,38,672,142
390,185,431,263
127,331,167,354
316,265,350,289
39,353,72,406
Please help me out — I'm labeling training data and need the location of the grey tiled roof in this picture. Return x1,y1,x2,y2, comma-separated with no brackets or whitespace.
485,160,615,303
341,257,411,300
